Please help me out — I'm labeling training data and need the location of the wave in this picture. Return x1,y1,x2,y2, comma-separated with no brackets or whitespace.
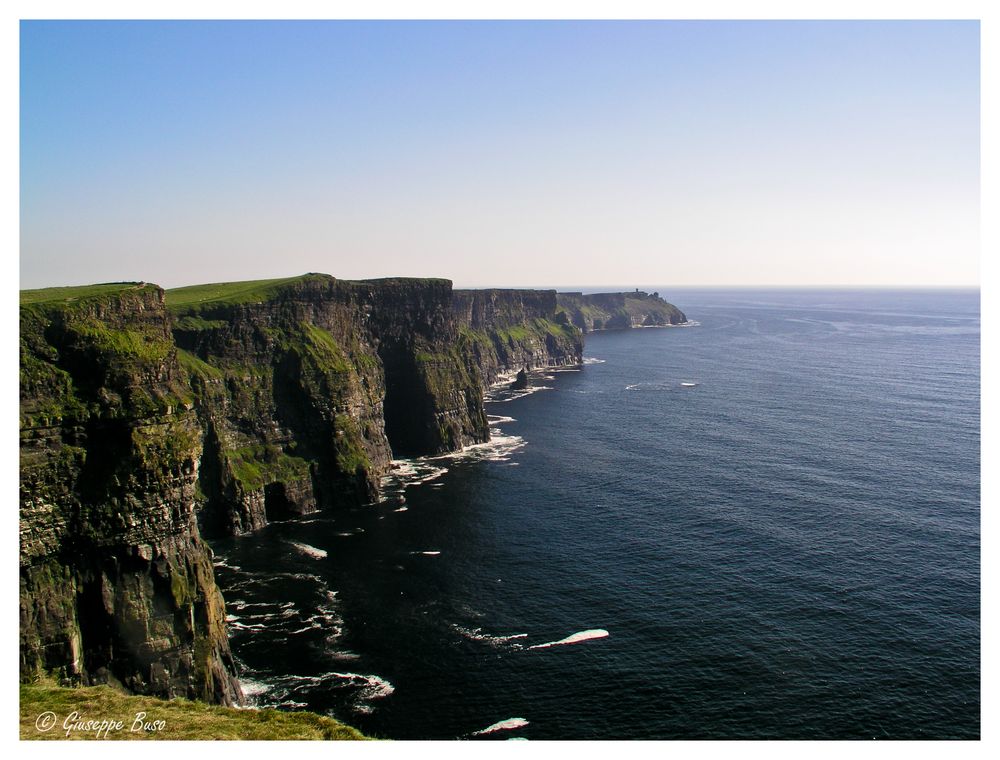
329,672,396,701
528,629,609,650
446,432,526,463
227,619,268,631
286,540,328,559
582,356,606,364
453,625,528,648
472,717,529,736
625,382,685,392
238,678,273,699
244,669,394,713
489,385,555,403
272,572,323,583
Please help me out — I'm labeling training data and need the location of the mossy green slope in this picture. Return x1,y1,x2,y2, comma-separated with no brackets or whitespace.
20,681,368,740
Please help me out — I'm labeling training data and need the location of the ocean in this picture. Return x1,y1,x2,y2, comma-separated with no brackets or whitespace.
210,288,980,739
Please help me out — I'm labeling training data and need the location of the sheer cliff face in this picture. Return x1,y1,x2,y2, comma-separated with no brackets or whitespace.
20,275,583,702
19,285,242,705
453,289,584,386
556,291,687,332
171,276,493,536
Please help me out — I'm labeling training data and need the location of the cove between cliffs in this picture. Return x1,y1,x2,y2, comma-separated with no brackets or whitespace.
19,273,686,710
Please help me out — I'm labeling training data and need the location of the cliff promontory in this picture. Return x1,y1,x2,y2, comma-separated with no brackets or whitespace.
556,290,687,332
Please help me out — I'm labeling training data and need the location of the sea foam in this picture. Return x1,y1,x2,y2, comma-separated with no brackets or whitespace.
286,541,328,559
527,629,609,650
472,717,530,735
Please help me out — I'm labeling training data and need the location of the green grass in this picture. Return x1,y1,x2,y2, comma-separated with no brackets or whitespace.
69,319,174,362
20,282,154,306
164,274,330,309
296,322,353,372
176,348,224,380
227,443,313,491
20,680,368,740
174,314,229,332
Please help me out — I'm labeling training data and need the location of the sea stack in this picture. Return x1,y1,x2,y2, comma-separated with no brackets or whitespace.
510,368,529,390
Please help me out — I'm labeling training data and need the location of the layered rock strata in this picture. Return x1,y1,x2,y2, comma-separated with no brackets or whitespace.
19,284,242,705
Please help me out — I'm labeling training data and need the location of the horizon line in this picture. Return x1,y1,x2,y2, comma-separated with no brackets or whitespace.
18,276,982,293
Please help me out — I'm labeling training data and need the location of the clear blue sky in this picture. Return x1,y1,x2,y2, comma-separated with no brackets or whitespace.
20,20,980,289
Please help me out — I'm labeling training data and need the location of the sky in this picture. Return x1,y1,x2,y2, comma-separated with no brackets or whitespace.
19,20,981,290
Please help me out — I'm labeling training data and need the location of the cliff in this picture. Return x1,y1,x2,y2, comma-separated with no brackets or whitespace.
19,284,242,705
556,290,687,332
453,288,583,386
19,275,584,704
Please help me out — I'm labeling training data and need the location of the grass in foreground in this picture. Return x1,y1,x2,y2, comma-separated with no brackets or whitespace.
20,680,368,740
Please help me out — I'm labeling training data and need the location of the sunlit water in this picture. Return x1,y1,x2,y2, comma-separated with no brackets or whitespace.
212,289,980,739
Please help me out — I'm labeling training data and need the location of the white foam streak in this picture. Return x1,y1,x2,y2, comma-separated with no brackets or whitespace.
472,717,530,735
454,625,528,648
286,540,328,559
330,672,396,700
528,629,609,649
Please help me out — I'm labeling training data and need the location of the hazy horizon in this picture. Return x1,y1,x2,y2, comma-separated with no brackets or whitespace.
20,21,980,290
18,270,982,294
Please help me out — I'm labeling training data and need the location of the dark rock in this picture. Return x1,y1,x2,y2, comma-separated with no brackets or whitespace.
510,368,529,390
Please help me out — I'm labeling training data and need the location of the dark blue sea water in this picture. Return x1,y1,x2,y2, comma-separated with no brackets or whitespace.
211,289,980,740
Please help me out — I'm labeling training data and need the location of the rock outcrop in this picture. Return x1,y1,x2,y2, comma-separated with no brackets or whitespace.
19,275,587,703
556,290,687,332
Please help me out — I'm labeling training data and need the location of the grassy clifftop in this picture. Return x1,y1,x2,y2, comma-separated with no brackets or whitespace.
20,680,368,741
164,274,330,310
20,282,156,306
